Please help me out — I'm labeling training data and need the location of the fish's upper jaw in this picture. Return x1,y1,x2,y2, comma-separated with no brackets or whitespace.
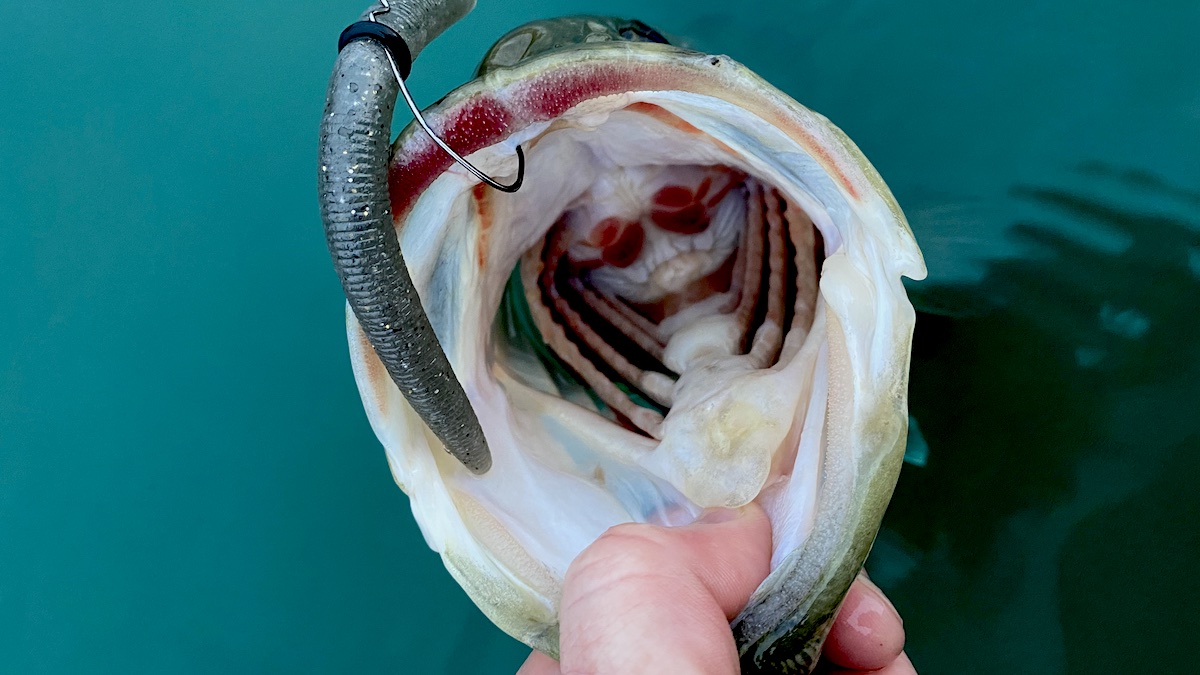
479,16,677,76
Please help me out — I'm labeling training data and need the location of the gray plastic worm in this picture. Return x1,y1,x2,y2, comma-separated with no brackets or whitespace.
318,0,491,474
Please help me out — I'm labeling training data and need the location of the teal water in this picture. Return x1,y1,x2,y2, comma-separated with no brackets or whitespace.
2,1,1197,673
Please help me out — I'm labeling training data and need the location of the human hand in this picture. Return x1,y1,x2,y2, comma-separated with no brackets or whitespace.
517,503,913,674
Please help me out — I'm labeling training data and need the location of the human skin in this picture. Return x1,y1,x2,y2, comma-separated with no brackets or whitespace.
517,503,914,675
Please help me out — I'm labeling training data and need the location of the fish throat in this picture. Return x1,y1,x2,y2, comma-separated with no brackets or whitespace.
504,156,824,440
472,92,838,511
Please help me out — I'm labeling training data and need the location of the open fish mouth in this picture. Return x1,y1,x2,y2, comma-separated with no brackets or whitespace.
328,14,925,673
506,158,823,510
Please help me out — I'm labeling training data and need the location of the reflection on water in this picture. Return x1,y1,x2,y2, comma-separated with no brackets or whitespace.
871,167,1200,673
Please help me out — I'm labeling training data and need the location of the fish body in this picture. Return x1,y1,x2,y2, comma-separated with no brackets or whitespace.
345,16,925,672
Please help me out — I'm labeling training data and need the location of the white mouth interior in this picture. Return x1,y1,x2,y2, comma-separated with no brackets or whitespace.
376,90,873,599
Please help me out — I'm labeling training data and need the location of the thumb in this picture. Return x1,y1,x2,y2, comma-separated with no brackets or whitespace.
670,504,775,618
549,503,772,675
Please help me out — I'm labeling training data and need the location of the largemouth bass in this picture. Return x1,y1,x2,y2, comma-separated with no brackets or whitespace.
323,12,925,673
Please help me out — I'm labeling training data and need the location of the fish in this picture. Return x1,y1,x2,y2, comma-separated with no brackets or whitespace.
333,14,925,673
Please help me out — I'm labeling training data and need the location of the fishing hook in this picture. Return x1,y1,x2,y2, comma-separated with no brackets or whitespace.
344,0,525,193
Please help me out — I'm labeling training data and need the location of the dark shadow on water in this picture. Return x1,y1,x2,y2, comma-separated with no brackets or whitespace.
869,166,1200,672
1058,433,1200,673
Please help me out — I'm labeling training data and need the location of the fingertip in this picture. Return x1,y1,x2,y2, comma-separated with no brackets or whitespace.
556,508,772,674
821,577,906,671
817,652,915,675
888,652,917,674
692,502,769,528
516,650,560,675
683,502,773,618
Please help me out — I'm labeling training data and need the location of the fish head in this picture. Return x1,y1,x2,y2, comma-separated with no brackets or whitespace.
345,16,926,673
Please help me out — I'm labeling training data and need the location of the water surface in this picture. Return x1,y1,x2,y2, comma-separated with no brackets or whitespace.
1,1,1196,672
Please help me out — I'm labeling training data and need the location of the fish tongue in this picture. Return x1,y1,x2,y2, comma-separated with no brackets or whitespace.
645,351,787,509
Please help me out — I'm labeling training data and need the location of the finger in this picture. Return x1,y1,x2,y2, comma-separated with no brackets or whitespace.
882,652,917,674
820,651,916,675
557,503,772,675
820,574,906,671
670,505,775,618
516,651,561,675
